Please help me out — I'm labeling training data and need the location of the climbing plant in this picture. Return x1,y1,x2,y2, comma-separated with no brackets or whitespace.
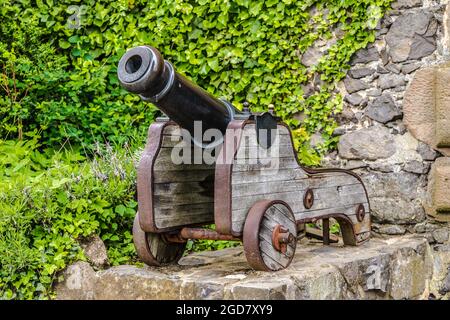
0,0,392,164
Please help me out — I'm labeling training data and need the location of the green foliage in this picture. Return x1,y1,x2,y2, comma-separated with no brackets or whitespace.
0,0,155,149
0,0,392,164
0,139,137,299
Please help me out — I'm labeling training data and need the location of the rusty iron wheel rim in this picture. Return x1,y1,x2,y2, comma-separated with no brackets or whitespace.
132,212,186,266
355,204,365,222
243,199,297,271
303,188,314,209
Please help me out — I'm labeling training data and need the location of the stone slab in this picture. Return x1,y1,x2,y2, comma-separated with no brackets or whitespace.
403,64,450,156
425,157,450,222
435,69,450,147
55,236,440,300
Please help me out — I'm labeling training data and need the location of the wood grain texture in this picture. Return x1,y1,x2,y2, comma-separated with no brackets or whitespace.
132,213,185,266
153,124,215,229
258,205,296,271
230,124,370,238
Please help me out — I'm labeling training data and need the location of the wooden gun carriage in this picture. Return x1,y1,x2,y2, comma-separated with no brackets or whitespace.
117,46,371,271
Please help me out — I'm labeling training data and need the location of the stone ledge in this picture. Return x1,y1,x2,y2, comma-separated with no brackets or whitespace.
55,235,450,300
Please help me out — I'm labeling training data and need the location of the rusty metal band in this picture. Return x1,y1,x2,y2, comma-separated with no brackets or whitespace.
137,121,169,233
132,213,161,266
179,227,240,241
214,119,248,235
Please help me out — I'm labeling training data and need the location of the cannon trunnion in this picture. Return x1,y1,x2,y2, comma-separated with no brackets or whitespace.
118,46,371,271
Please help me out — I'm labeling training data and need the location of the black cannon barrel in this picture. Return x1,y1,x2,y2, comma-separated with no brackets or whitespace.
117,46,235,145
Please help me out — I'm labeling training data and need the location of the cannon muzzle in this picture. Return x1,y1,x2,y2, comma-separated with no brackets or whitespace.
118,46,236,146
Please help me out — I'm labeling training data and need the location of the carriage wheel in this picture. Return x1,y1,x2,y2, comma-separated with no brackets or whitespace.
243,200,297,271
132,212,186,266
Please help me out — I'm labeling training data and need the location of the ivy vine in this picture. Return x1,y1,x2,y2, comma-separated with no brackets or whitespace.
8,0,391,163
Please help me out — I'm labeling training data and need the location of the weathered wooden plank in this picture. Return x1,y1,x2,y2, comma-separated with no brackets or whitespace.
232,168,308,184
232,157,299,171
153,170,214,183
154,148,217,171
154,181,213,195
155,212,213,229
160,135,191,148
157,144,218,160
232,169,354,185
162,125,185,136
235,143,296,160
154,192,213,208
233,199,369,224
233,187,368,215
299,201,369,217
154,161,214,172
240,124,291,138
231,177,362,198
231,189,366,215
273,204,296,223
155,202,214,217
150,124,216,230
260,239,294,268
232,202,369,234
147,232,184,263
261,217,277,230
264,207,295,228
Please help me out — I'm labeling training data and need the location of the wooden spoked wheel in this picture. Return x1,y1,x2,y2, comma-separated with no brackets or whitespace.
243,200,297,271
132,212,186,266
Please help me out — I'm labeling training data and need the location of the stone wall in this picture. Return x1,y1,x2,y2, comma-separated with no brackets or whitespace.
323,0,450,249
56,236,450,300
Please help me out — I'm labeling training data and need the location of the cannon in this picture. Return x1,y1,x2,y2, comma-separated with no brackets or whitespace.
118,46,371,271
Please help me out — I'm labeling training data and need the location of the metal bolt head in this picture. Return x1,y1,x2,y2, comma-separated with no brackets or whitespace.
272,224,295,253
242,101,251,114
304,189,314,209
356,204,365,222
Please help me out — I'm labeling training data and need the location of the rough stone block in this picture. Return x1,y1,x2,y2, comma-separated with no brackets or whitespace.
435,69,450,147
227,281,289,300
81,235,109,268
55,262,97,300
365,93,402,124
55,236,444,300
391,0,422,10
358,171,426,224
338,126,396,161
404,64,450,156
425,157,450,221
386,10,436,62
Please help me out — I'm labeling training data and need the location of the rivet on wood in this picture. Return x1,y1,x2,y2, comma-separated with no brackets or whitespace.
303,188,314,209
356,204,365,222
